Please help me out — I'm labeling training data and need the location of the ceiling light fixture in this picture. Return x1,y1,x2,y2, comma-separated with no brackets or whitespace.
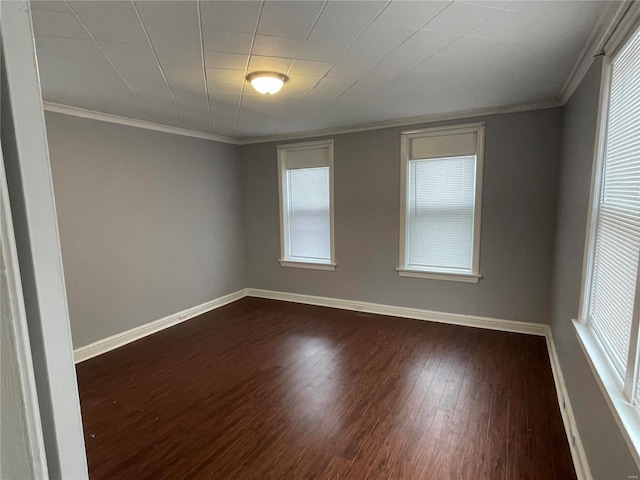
246,71,288,95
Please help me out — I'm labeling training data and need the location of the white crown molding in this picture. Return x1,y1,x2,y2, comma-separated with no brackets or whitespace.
43,102,239,145
73,289,245,363
560,1,640,105
236,100,562,145
604,1,640,58
43,100,562,147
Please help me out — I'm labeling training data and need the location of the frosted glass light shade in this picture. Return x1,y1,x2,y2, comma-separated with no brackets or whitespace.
246,72,288,95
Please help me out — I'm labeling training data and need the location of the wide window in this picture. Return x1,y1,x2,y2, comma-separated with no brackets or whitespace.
398,123,485,283
277,140,335,270
577,24,640,462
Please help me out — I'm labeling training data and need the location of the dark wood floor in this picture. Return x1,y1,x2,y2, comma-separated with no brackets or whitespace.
76,297,576,480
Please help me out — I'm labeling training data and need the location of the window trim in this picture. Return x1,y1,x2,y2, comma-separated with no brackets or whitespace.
574,320,640,469
398,123,485,282
277,139,336,271
576,50,640,468
395,269,481,283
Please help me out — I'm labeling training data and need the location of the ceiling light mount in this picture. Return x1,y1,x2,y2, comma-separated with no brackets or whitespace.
246,71,288,95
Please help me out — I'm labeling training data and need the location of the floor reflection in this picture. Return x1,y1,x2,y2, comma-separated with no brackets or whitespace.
283,334,344,439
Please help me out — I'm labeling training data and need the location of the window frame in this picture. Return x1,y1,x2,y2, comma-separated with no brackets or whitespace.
576,46,640,468
398,123,485,283
277,139,336,271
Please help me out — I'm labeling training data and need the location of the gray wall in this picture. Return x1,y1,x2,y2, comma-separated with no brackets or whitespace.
551,58,639,478
241,108,561,324
45,112,246,348
45,59,640,477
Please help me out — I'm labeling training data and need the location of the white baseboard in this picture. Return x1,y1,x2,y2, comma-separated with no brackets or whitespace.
74,288,549,364
73,289,246,363
244,288,548,336
545,329,592,480
73,286,591,479
245,288,590,479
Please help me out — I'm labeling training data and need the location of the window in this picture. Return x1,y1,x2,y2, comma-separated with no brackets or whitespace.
398,123,484,283
277,140,335,270
577,24,640,463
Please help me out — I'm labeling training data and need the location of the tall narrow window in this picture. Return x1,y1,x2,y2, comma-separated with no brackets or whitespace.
398,123,484,283
577,24,640,459
277,140,335,270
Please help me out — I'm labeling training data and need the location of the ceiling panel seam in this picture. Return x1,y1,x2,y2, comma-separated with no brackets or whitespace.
284,0,328,77
232,0,265,134
33,0,618,141
294,0,392,121
197,0,213,133
64,1,140,101
329,0,450,108
280,1,332,123
130,0,184,119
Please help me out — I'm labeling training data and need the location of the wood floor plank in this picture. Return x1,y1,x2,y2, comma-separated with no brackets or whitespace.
76,298,576,479
482,333,510,480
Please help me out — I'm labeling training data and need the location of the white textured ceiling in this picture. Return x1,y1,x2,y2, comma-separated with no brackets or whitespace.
31,0,609,141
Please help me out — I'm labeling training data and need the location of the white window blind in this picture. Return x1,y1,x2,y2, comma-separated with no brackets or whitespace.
277,140,334,268
588,25,640,382
400,124,484,281
407,155,476,272
286,167,330,262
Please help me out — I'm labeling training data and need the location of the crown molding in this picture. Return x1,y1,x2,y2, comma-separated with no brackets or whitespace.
43,99,562,147
42,102,239,145
235,100,562,145
559,1,639,105
42,4,640,148
604,1,640,58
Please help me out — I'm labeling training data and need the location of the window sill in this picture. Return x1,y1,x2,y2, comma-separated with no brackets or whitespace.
573,319,640,468
278,260,336,271
396,268,481,283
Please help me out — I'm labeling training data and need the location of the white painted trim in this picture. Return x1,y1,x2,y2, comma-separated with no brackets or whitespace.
276,139,334,151
73,290,245,363
244,288,547,336
559,1,632,105
396,269,480,283
238,101,560,145
75,288,551,363
42,102,238,145
2,3,88,477
401,122,486,137
574,320,640,472
0,142,49,478
278,260,336,271
277,140,335,267
577,57,611,325
398,123,484,280
41,100,560,147
602,2,640,61
545,327,593,480
574,23,640,469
